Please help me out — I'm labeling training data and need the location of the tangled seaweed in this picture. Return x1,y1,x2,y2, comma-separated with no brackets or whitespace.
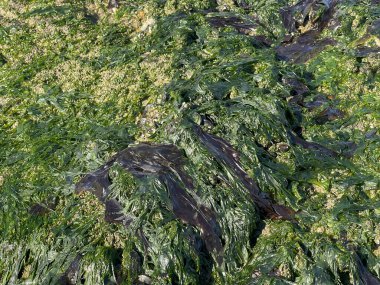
1,0,379,284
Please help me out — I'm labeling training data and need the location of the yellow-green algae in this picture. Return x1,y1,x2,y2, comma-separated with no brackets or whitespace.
0,0,379,284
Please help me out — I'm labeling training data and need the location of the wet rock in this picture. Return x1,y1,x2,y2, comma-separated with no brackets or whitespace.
315,107,344,124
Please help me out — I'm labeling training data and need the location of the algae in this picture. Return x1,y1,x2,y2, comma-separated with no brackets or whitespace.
0,0,379,284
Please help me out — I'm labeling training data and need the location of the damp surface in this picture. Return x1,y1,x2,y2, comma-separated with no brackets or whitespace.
1,0,379,284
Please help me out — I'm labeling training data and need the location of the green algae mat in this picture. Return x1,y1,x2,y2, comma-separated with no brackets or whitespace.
0,0,379,284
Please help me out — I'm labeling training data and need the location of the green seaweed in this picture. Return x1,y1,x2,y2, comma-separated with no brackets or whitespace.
0,0,379,284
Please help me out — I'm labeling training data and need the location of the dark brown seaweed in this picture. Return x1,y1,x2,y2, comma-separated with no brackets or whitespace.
277,0,340,63
314,107,344,124
282,77,310,97
76,143,223,263
277,34,336,63
288,131,338,157
303,94,329,110
355,47,380,58
354,252,380,285
58,255,82,285
207,15,258,35
193,125,295,221
29,197,58,216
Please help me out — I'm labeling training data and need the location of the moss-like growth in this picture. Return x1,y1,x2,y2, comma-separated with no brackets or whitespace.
0,0,379,284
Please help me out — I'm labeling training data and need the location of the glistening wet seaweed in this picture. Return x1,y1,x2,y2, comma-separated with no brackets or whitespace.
76,143,224,266
1,0,379,284
192,124,295,220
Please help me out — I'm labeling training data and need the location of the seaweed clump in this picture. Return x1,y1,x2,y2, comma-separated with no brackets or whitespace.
0,0,379,284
